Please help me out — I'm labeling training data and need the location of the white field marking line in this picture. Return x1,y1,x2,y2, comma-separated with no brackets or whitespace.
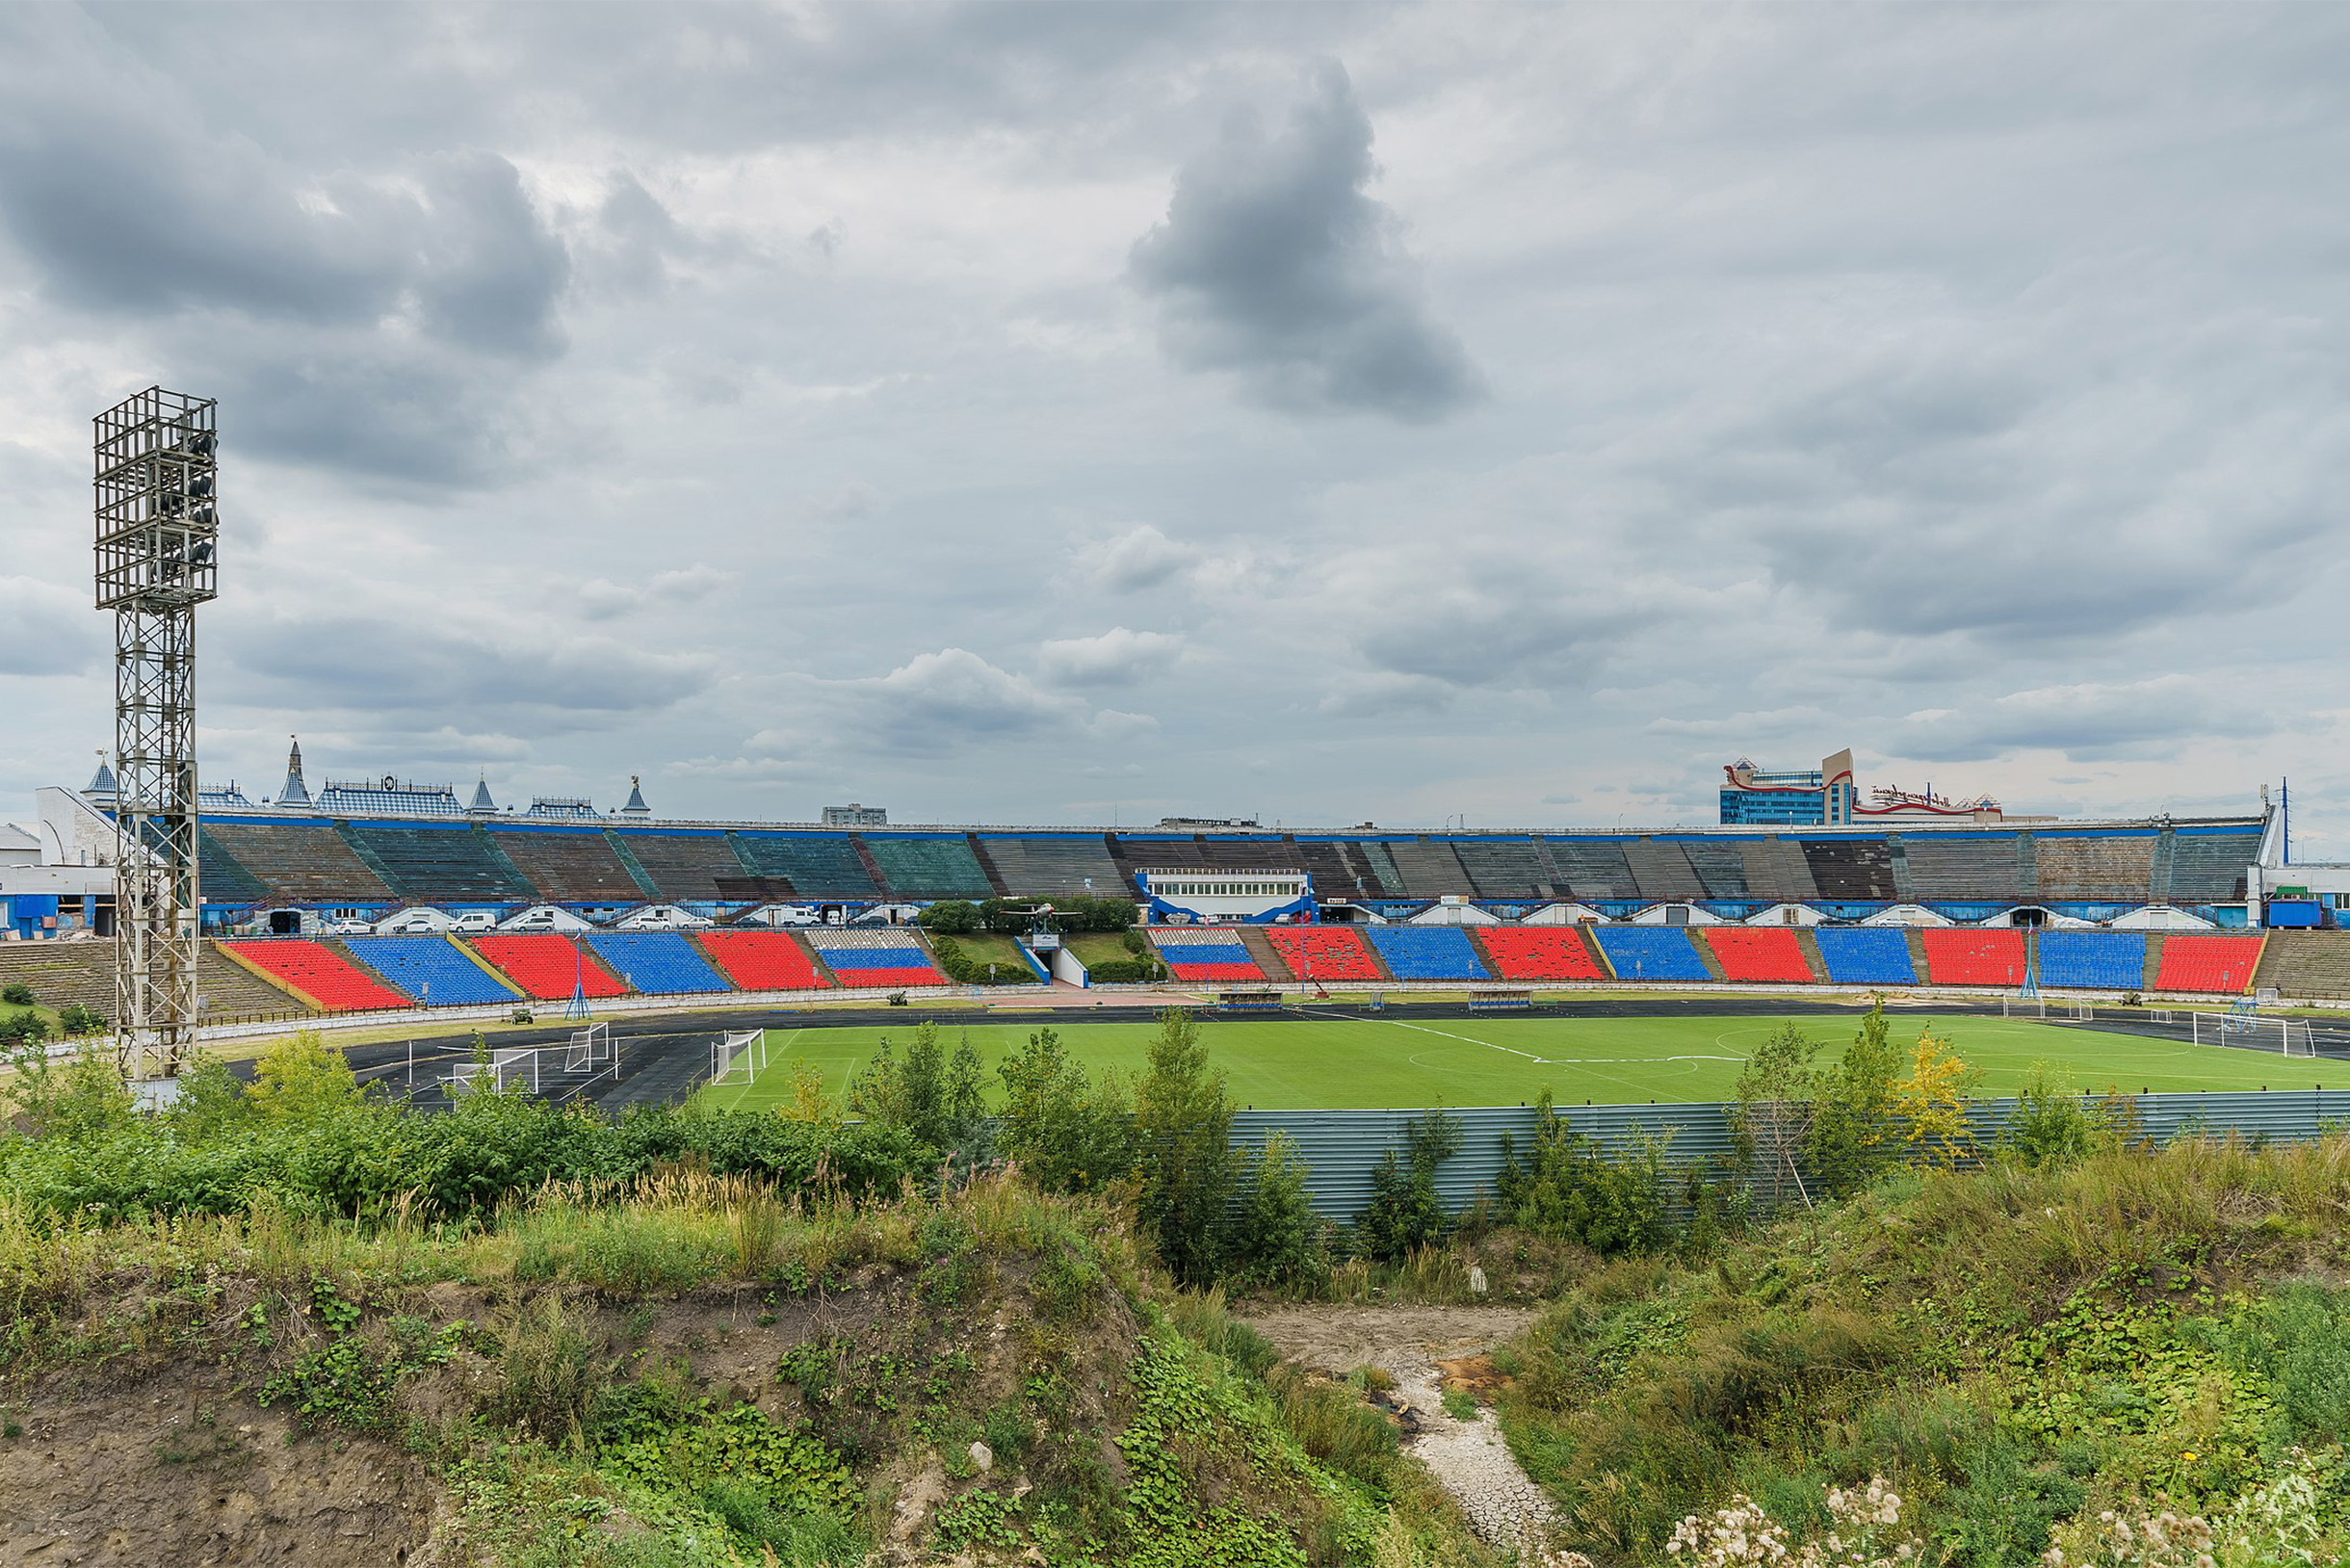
1292,1006,1741,1066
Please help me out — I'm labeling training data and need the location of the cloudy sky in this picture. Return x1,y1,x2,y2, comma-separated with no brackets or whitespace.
2,3,2344,847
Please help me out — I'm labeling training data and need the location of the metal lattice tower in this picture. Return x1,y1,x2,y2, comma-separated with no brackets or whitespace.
93,388,220,1085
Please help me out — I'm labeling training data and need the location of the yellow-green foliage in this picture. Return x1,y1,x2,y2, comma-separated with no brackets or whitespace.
1499,1136,2350,1565
244,1028,364,1122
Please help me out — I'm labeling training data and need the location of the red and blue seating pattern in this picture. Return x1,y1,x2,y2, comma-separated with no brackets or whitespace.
1591,926,1710,981
2152,934,2263,995
1266,926,1385,982
1812,928,1917,985
582,931,728,995
2034,931,2147,990
1148,928,1265,983
472,933,630,1000
1475,928,1606,981
1920,928,2025,986
342,935,520,1006
697,930,831,992
1701,927,1815,984
807,929,945,988
220,939,413,1012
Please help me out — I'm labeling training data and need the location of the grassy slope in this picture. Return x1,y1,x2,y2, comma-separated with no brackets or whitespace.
1063,931,1142,968
933,930,1039,980
697,1012,2340,1113
1,1171,1500,1568
1496,1137,2350,1565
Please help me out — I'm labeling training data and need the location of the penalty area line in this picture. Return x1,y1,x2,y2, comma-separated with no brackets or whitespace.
1292,1006,1743,1066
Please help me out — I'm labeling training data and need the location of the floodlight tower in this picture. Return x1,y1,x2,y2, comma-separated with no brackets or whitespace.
92,388,220,1087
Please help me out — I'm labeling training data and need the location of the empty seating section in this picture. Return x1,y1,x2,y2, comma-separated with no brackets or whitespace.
1898,835,2021,901
1920,928,2026,986
472,933,629,1000
729,834,876,898
976,835,1126,897
697,930,830,991
1624,840,1706,901
2167,831,2260,902
620,832,750,901
1801,840,1898,901
1738,840,1818,903
2035,835,2156,902
1365,926,1492,980
340,936,519,1006
1701,928,1815,983
1385,839,1470,898
1812,928,1917,985
864,836,995,899
1476,928,1606,981
345,823,530,902
807,928,944,987
582,932,727,995
2153,934,2263,994
1451,840,1550,899
1289,840,1373,900
493,829,647,902
1266,926,1384,981
1680,841,1752,900
207,821,392,903
220,940,412,1011
1148,927,1266,983
1543,839,1641,901
196,829,270,905
1591,926,1710,981
2034,931,2147,990
1349,842,1410,897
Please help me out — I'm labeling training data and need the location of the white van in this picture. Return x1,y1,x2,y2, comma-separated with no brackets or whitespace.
452,911,498,932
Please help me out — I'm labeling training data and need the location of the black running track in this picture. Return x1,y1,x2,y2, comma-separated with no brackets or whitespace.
290,993,2350,1115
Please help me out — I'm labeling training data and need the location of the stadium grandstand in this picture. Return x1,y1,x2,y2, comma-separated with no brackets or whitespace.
13,738,2341,1019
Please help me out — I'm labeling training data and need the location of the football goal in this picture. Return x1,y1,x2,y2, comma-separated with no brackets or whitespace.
565,1021,615,1075
2190,1011,2317,1057
712,1029,765,1086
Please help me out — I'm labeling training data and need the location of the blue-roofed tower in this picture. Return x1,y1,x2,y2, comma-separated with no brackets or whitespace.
469,775,497,815
621,775,650,818
87,753,118,801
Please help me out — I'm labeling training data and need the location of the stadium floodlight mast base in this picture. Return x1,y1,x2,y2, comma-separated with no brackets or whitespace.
93,388,220,1096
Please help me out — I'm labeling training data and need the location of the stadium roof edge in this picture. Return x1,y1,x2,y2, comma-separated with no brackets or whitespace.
147,793,2266,837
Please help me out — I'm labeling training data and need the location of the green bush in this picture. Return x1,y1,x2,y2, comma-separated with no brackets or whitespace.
994,1026,1138,1194
56,1003,105,1037
1134,1009,1235,1287
1355,1109,1462,1262
1496,1101,1681,1256
916,900,982,935
1227,1134,1330,1290
2002,1062,2098,1169
0,982,34,1007
0,1012,52,1047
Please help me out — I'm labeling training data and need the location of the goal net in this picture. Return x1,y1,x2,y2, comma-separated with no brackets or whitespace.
493,1047,539,1094
565,1021,614,1075
712,1030,764,1086
2190,1011,2318,1057
2001,997,2046,1019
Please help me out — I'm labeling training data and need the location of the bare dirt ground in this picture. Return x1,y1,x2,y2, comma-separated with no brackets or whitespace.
1241,1303,1562,1553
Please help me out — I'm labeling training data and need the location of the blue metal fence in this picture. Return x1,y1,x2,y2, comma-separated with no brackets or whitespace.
1229,1089,2350,1219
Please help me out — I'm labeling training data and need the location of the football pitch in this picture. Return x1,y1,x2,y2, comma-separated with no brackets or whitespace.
694,1009,2341,1113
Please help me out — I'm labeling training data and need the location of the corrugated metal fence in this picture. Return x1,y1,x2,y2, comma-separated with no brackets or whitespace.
1229,1089,2350,1220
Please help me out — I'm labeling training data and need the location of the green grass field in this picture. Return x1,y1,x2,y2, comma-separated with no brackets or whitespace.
696,1009,2341,1113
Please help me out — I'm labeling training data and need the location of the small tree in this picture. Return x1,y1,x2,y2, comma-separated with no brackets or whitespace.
1806,1001,1904,1196
1897,1026,1982,1166
1134,1008,1236,1286
246,1029,365,1122
917,901,982,936
1,982,35,1007
1228,1134,1329,1290
996,1027,1137,1192
2002,1062,2094,1169
1732,1022,1817,1208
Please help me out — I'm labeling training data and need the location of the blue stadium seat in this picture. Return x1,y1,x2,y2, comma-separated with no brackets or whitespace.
583,931,729,996
1365,926,1491,980
342,936,519,1006
1812,927,1917,985
1591,926,1710,981
2034,931,2147,990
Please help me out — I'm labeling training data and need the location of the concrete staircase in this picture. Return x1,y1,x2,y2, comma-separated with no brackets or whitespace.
1793,928,1832,983
2253,931,2350,1002
1235,927,1292,982
1688,928,1730,982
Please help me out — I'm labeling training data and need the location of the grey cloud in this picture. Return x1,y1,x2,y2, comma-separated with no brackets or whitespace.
1131,61,1481,420
1038,628,1182,687
1895,678,2280,764
0,577,100,676
1071,524,1192,593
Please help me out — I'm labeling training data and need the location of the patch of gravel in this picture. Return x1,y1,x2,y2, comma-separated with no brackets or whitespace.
1241,1304,1560,1553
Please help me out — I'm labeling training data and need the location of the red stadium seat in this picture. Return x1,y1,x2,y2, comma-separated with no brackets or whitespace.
696,930,831,991
2151,934,2264,995
1475,928,1606,981
470,934,630,1001
1265,926,1384,981
1702,928,1815,984
1920,928,2026,986
220,939,413,1012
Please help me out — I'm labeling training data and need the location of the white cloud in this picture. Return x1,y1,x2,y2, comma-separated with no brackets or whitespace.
1038,627,1182,687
